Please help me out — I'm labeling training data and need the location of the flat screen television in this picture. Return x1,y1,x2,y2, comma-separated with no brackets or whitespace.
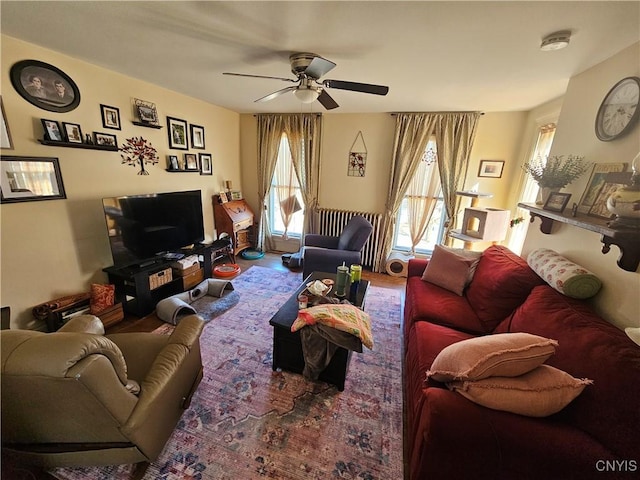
102,189,204,268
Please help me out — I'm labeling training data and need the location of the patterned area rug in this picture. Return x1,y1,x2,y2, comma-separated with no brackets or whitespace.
51,266,404,480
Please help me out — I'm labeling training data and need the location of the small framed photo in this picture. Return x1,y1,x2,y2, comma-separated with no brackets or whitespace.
199,153,212,175
230,191,242,200
219,191,229,203
167,116,188,150
543,192,572,213
184,153,198,171
100,104,121,130
93,132,117,147
41,119,63,141
167,155,179,170
62,122,83,143
478,160,505,178
134,98,159,126
191,124,205,149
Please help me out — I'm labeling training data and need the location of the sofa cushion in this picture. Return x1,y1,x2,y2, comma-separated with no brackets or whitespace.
465,245,545,332
421,245,482,295
404,276,485,340
426,332,557,382
495,285,640,458
527,248,602,299
448,364,592,417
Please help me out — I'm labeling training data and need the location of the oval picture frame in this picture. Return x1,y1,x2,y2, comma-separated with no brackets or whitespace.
10,59,80,113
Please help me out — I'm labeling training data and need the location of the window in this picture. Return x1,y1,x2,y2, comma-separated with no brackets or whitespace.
269,133,304,238
392,140,446,254
508,122,556,254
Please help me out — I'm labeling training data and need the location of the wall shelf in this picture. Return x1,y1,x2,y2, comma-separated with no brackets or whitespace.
38,139,118,151
165,169,199,173
518,202,640,272
132,121,162,129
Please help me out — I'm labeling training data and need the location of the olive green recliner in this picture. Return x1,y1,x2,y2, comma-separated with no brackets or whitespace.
1,314,205,470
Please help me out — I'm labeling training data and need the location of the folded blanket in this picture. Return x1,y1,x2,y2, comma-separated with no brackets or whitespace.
527,248,602,299
291,303,374,349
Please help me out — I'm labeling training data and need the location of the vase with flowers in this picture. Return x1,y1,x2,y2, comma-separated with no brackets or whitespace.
523,155,590,205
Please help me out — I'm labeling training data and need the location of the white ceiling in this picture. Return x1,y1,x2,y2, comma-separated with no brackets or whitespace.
2,1,639,114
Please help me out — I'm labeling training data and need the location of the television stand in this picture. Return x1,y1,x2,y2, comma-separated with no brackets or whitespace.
103,244,220,317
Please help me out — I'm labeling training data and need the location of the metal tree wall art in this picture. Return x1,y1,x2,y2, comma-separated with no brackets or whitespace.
119,136,159,175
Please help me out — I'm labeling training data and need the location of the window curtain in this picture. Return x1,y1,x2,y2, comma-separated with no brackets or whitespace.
375,112,480,269
376,113,438,270
283,114,322,236
256,114,321,251
432,112,481,245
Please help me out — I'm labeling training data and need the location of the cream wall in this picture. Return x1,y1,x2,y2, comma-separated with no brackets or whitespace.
1,36,240,329
522,42,640,330
240,111,528,253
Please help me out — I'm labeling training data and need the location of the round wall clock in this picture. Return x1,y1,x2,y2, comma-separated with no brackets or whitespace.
595,76,640,141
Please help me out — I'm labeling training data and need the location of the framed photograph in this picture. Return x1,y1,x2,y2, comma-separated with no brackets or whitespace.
93,132,117,147
135,98,159,126
62,122,83,143
219,191,229,203
577,163,627,213
100,104,121,130
10,60,80,113
543,192,572,213
184,153,198,171
1,156,66,203
588,181,626,220
231,191,242,200
167,116,188,150
191,124,205,149
41,119,63,141
199,153,212,175
167,155,179,170
1,97,13,149
478,160,505,178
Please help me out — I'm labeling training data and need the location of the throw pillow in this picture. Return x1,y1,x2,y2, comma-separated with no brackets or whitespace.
527,248,602,299
89,283,115,314
426,332,558,382
421,245,481,296
448,365,593,417
291,303,374,349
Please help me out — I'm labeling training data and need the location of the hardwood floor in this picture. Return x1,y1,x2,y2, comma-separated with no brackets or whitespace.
107,252,407,334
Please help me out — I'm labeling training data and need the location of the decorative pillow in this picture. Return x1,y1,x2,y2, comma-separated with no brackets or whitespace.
89,283,115,314
448,365,593,417
291,304,374,349
426,332,558,382
421,245,482,296
527,248,602,299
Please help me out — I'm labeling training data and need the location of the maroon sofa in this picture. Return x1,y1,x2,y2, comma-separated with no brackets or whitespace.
404,245,640,480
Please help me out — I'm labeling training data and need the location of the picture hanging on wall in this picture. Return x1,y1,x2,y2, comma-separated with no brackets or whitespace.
10,60,80,113
167,116,188,150
348,131,367,177
199,153,212,175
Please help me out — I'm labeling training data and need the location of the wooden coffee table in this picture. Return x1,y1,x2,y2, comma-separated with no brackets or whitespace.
269,271,369,391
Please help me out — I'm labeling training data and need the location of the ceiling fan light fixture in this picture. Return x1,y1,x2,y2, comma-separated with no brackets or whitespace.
540,30,571,51
294,87,320,103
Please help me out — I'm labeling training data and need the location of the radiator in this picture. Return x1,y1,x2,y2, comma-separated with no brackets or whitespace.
317,208,383,271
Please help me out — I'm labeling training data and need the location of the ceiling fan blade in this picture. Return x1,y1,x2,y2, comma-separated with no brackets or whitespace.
304,56,336,79
323,79,389,96
223,72,296,83
255,86,297,103
317,89,339,110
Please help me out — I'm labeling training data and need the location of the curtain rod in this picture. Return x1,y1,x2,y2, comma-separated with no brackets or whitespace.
390,111,484,115
252,113,323,117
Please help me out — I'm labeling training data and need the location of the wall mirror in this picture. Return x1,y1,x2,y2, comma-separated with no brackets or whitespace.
0,156,67,203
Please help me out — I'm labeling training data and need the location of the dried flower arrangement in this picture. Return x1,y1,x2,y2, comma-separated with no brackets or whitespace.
522,155,590,188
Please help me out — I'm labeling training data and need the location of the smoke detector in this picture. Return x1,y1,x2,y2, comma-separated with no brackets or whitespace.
540,31,571,51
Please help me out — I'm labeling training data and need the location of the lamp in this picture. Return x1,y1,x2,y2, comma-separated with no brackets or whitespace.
540,30,571,51
294,86,320,103
606,152,640,228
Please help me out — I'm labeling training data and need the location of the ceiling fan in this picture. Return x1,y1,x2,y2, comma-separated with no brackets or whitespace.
223,52,389,110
